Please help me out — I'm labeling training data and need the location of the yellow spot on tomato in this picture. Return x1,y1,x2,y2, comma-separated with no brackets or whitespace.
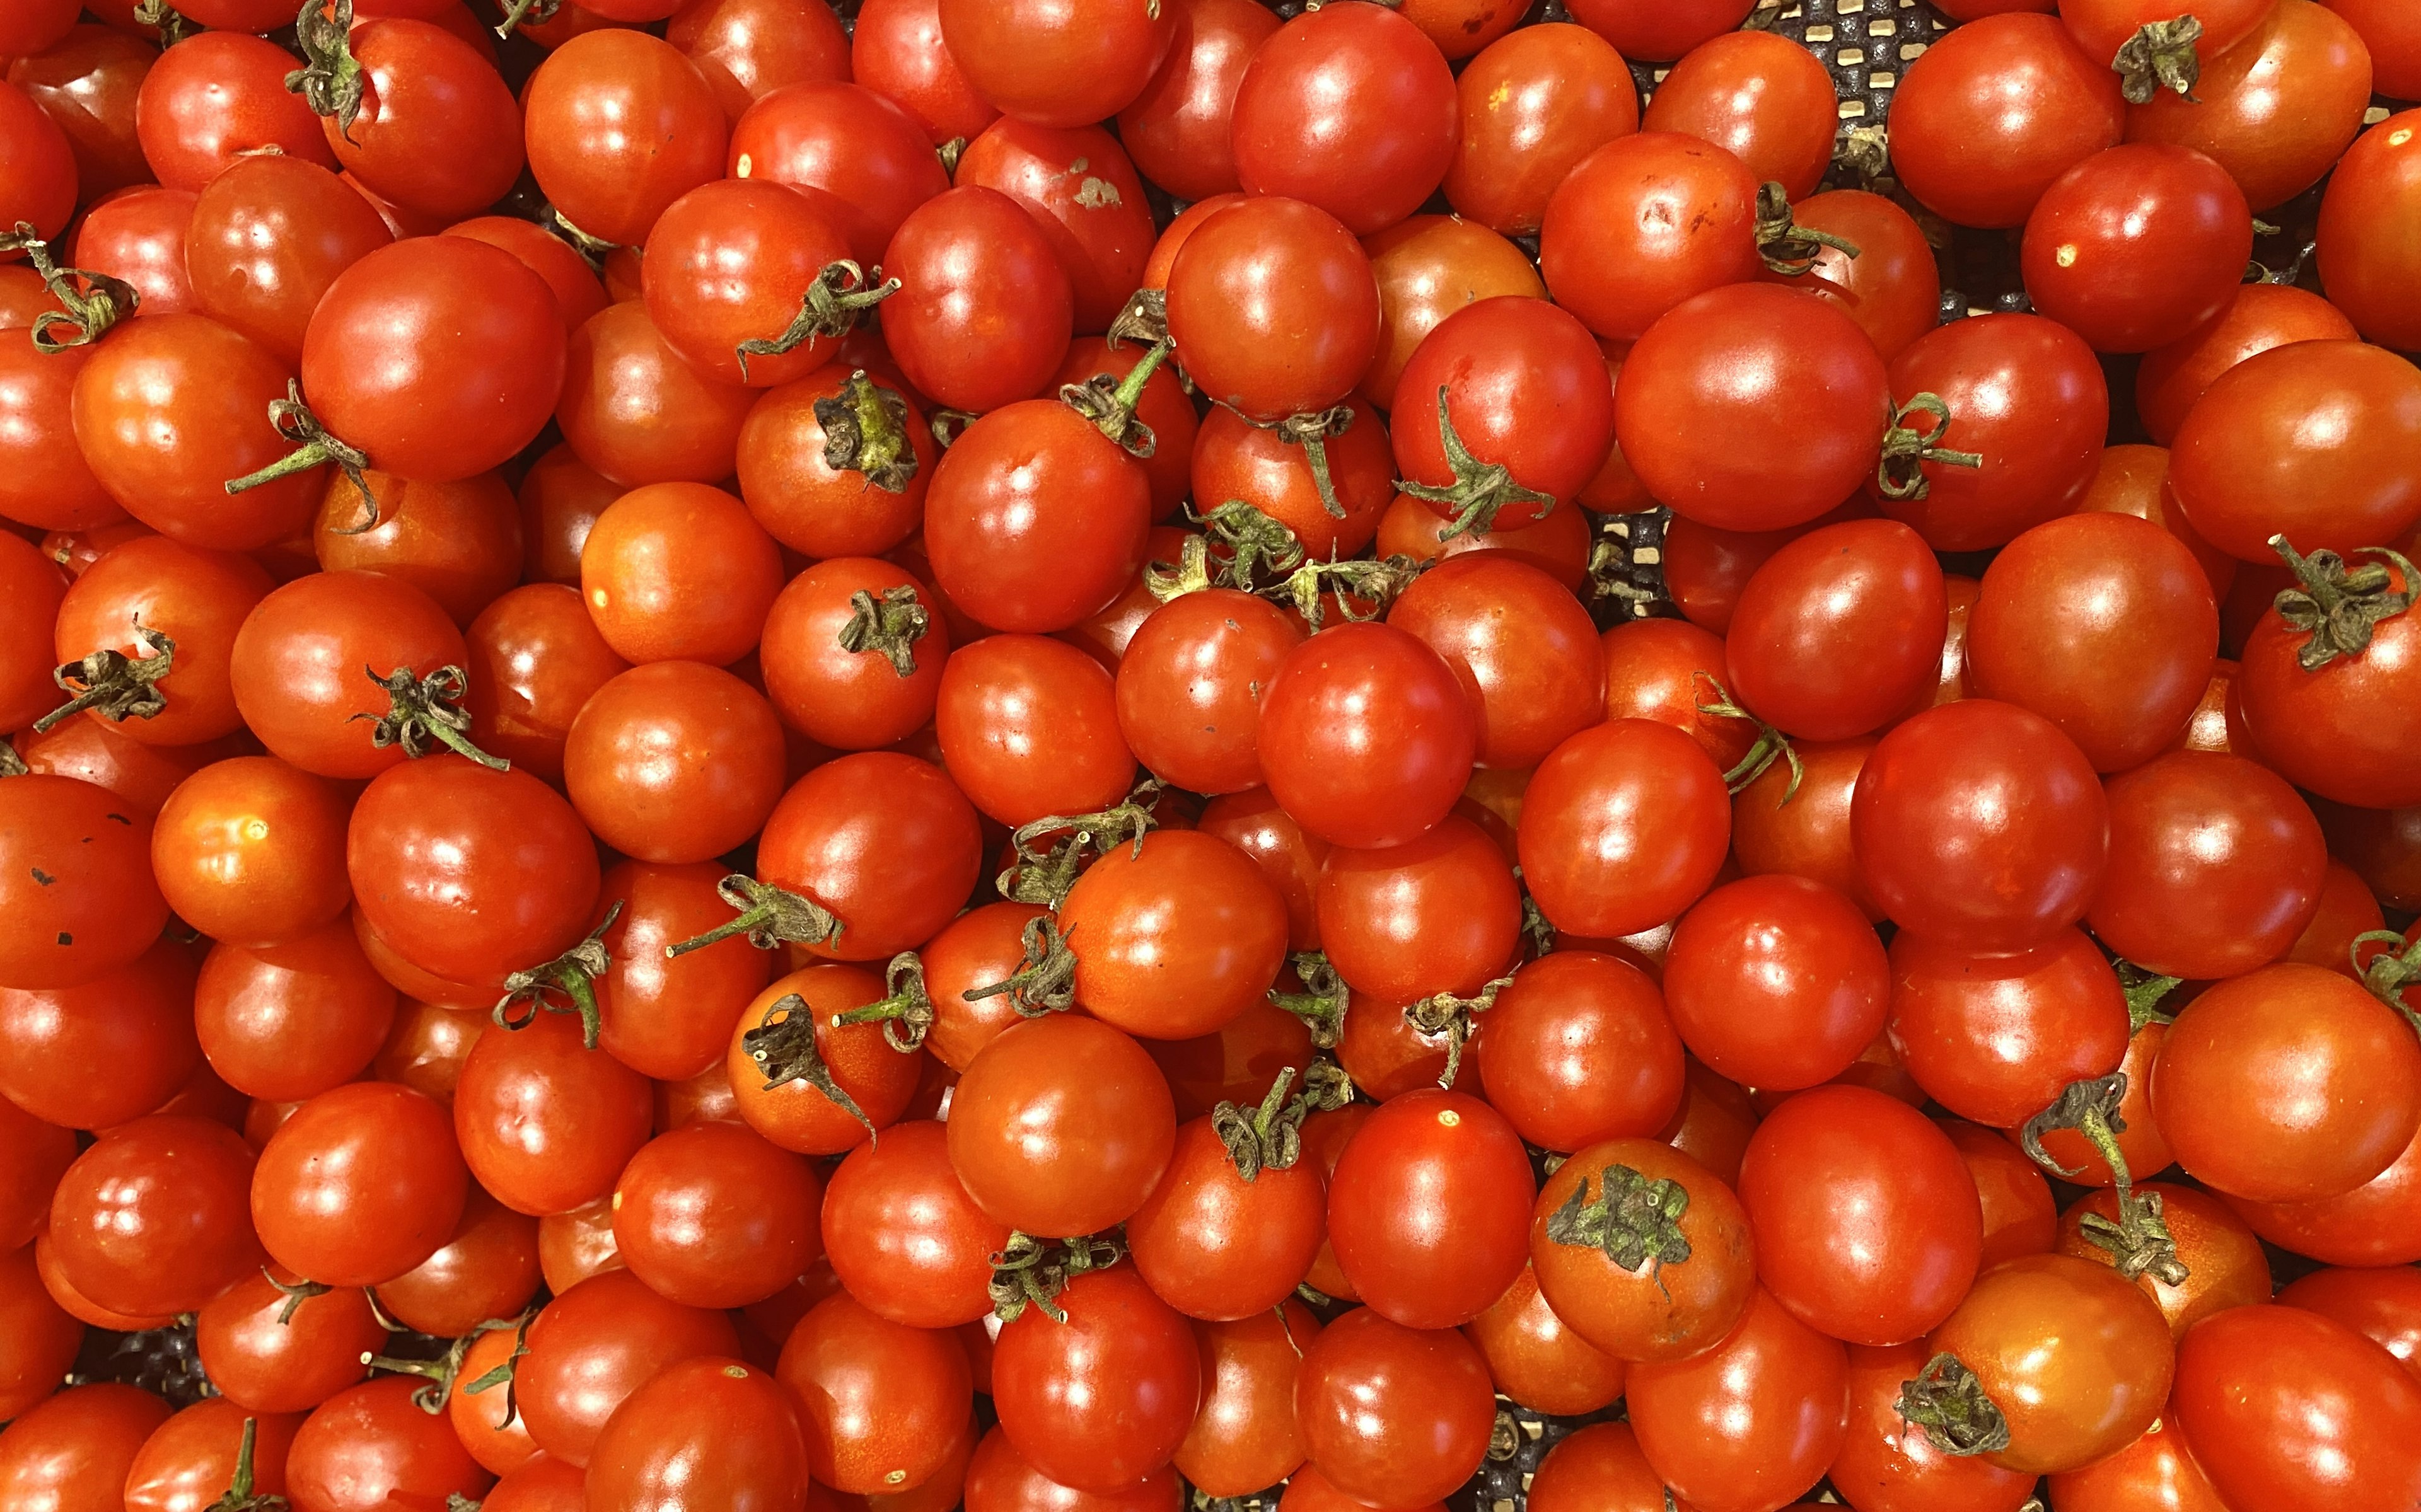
2055,245,2079,267
1438,1109,1461,1128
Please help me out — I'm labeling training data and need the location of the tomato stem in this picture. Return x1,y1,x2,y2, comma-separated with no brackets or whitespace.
491,0,562,39
2269,535,2418,671
987,1231,1125,1325
735,261,900,382
224,380,378,526
2078,1188,2188,1287
1752,182,1864,276
0,739,25,778
0,220,139,352
2115,962,2183,1031
2110,16,2205,105
1394,386,1553,540
1403,974,1514,1090
1264,551,1427,631
2354,928,2421,1032
286,0,367,144
1059,334,1175,459
1267,951,1347,1047
1894,1353,2011,1457
825,952,936,1054
32,618,175,734
814,371,920,492
492,901,625,1050
458,1312,533,1431
835,586,932,678
1874,392,1984,502
1692,672,1804,801
741,991,875,1138
207,1417,276,1512
994,782,1163,906
352,664,511,771
665,875,842,957
1543,1163,1693,1279
962,914,1078,1018
131,0,195,46
264,1269,330,1326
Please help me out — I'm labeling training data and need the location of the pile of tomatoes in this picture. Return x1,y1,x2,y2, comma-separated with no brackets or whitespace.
4,0,2421,1508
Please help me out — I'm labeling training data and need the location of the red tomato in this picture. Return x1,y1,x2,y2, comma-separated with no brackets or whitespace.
2316,108,2421,352
1890,14,2123,229
669,0,851,124
923,400,1153,635
1627,1286,1849,1511
1886,928,2128,1128
0,1385,175,1512
1294,1308,1495,1508
585,1358,810,1512
1475,951,1685,1153
1642,30,1837,198
2172,1304,2421,1512
45,1116,258,1318
992,1264,1199,1494
517,1269,741,1468
946,1014,1176,1236
1562,0,1751,60
1327,1088,1535,1330
1664,876,1890,1093
1829,1341,2039,1512
821,1119,1007,1328
1727,519,1950,741
1257,623,1477,850
1391,299,1615,536
1518,719,1731,941
1530,1138,1755,1363
1316,814,1521,1007
195,1263,384,1414
2021,143,2252,352
1062,830,1289,1041
252,1080,468,1286
642,178,864,389
852,0,998,145
956,117,1153,336
1164,195,1380,422
880,186,1074,414
133,33,335,193
937,0,1173,129
2135,282,2359,446
523,30,727,248
1231,3,1457,236
1117,0,1279,202
1539,132,1760,342
563,661,787,865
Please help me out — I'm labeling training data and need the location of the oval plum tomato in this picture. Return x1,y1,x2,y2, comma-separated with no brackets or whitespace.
0,942,196,1129
1731,734,1879,919
668,0,852,124
923,401,1153,635
1852,700,2108,952
455,1010,651,1217
736,367,935,559
2059,0,2271,98
523,30,727,248
198,1265,383,1414
1127,1094,1325,1320
2238,546,2421,812
318,18,523,224
1518,719,1731,941
1391,298,1613,536
822,1119,1007,1328
852,0,999,145
1530,1138,1754,1362
2089,751,2327,979
1463,1261,1628,1416
1910,1252,2171,1475
45,1116,257,1318
1663,876,1890,1093
1326,1089,1533,1330
194,923,397,1102
2279,1265,2421,1377
1062,830,1289,1041
1830,1341,2040,1512
2135,282,2359,446
122,1399,302,1512
2057,1181,2270,1339
956,118,1153,336
880,185,1074,414
132,33,335,194
1726,519,1949,741
1615,283,1890,532
1475,952,1685,1153
562,661,786,865
69,187,194,318
347,755,601,990
0,83,73,251
1562,0,1753,60
69,313,324,551
1176,1302,1321,1494
1761,189,1942,364
1231,2,1456,236
233,566,479,778
2316,107,2421,352
460,583,631,783
612,1121,822,1308
291,237,566,485
1362,217,1548,412
1294,1308,1495,1508
728,80,949,265
1642,30,1837,199
1886,928,2128,1129
1736,1087,1982,1347
938,0,1171,129
760,556,949,751
936,633,1136,828
0,1385,175,1512
1318,813,1520,1007
2168,340,2421,565
967,1427,1178,1512
557,302,760,487
2173,1304,2421,1512
1257,622,1476,850
1596,616,1757,772
1164,195,1380,422
7,24,153,203
1113,589,1301,794
642,178,865,388
1116,0,1279,203
49,534,270,747
1626,1285,1849,1511
734,752,983,962
1890,14,2123,229
777,1291,970,1493
1967,512,2218,770
1871,312,2108,551
2021,144,2251,352
252,1080,468,1286
991,1264,1197,1494
946,1014,1175,1237
585,1358,809,1512
0,772,166,991
2126,0,2372,211
2150,962,2421,1203
1538,132,1760,342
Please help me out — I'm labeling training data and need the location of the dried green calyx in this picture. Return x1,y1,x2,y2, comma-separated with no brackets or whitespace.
493,901,625,1050
350,665,509,770
1874,392,1983,502
1543,1163,1693,1276
742,992,874,1139
963,914,1078,1019
0,221,139,352
2270,536,2417,671
223,380,376,528
2111,15,2205,105
1393,386,1551,540
1267,951,1347,1048
1753,182,1863,276
33,619,175,734
835,585,932,678
989,1230,1124,1325
826,952,937,1053
994,781,1163,906
814,371,919,492
1403,974,1513,1090
736,262,899,382
665,874,842,957
1895,1352,2012,1456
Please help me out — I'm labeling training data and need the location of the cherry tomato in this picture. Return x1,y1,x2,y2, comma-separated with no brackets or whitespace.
1762,190,1942,363
2058,0,2271,96
729,80,948,264
1258,623,1477,850
1164,195,1380,422
1530,1138,1754,1362
1197,789,1331,954
2092,749,2328,978
2042,1400,2234,1512
2021,143,2252,352
133,33,335,194
1117,0,1279,202
1518,719,1731,940
965,1426,1180,1512
1562,0,1752,60
375,1185,541,1339
1327,1088,1534,1329
1664,875,1891,1093
2171,1303,2421,1511
2135,282,2358,446
122,1399,301,1512
958,118,1153,336
822,1119,1008,1328
2125,0,2372,211
1886,928,2128,1128
195,1262,385,1414
737,366,936,560
1062,830,1289,1041
0,771,168,992
670,0,851,124
444,216,610,340
524,30,727,247
563,661,786,865
612,1121,822,1307
1475,952,1683,1153
880,185,1075,413
946,1014,1175,1236
1643,30,1837,198
581,482,784,666
852,0,998,145
1391,298,1615,536
0,1385,175,1512
1317,814,1520,1007
1890,14,2123,229
327,19,523,223
1112,589,1300,795
1828,1341,2039,1512
2056,1180,2270,1338
1294,1307,1495,1508
1187,396,1394,562
1231,3,1457,236
558,302,761,487
1362,217,1548,413
69,185,194,317
992,1264,1199,1493
938,0,1171,129
518,1269,741,1468
1539,132,1760,342
1728,519,1949,741
1178,1301,1322,1494
193,922,395,1103
44,1115,255,1319
2279,1265,2421,1379
514,445,620,586
2316,108,2421,352
584,1358,811,1512
252,1080,467,1286
778,1291,972,1494
1627,1285,1849,1511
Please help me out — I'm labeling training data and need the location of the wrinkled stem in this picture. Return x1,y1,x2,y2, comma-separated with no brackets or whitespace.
2110,15,2205,104
735,262,899,381
962,914,1077,1018
1895,1353,2011,1457
1693,672,1803,801
827,952,935,1054
492,901,624,1050
2269,535,2417,671
1874,392,1983,502
814,371,919,492
1753,181,1863,276
1267,950,1347,1048
0,220,139,352
223,381,376,526
835,586,931,678
285,0,366,141
742,993,875,1138
350,665,509,770
665,875,841,957
33,618,175,733
1393,386,1552,540
1403,974,1513,1089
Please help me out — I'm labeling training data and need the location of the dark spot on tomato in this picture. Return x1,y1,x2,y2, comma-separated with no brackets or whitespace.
30,868,53,886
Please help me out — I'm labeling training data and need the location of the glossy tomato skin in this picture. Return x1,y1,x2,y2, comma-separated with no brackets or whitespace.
947,1014,1176,1237
69,186,195,318
1115,0,1277,202
957,118,1154,336
880,186,1074,413
1737,1087,1982,1347
670,0,852,124
518,1270,741,1469
1113,589,1301,795
993,1265,1200,1495
1852,700,2108,952
641,178,858,388
1643,30,1837,198
0,773,168,993
193,924,396,1103
1062,829,1290,1042
1664,876,1891,1093
1327,1089,1535,1330
2021,144,2253,353
1392,299,1615,532
777,1291,972,1493
854,0,999,144
330,20,523,223
755,751,982,961
584,1358,811,1512
1829,1341,2039,1512
2057,1182,2271,1339
1886,928,2127,1128
935,633,1136,828
2126,0,2372,212
459,584,630,783
1627,1285,1850,1512
1890,14,2123,229
563,661,786,865
1968,512,2219,771
1475,951,1686,1154
924,401,1153,635
1257,623,1477,850
557,303,760,488
2239,555,2421,812
1164,196,1381,421
1518,719,1731,941
965,1426,1180,1512
1316,814,1521,1005
1362,217,1548,412
133,33,334,193
581,482,783,666
1616,284,1890,533
1294,1308,1495,1509
2173,1304,2421,1512
1727,520,1949,741
1175,1302,1321,1495
2151,962,2421,1203
1531,1138,1755,1363
1231,2,1457,237
607,1115,812,1303
938,0,1171,129
2279,1266,2421,1378
251,1081,468,1287
1127,1112,1324,1322
736,366,934,560
2316,107,2421,351
45,1116,258,1319
523,30,726,248
2135,282,2359,446
0,1385,176,1512
822,1120,1009,1328
1540,132,1758,343
1871,313,2108,551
